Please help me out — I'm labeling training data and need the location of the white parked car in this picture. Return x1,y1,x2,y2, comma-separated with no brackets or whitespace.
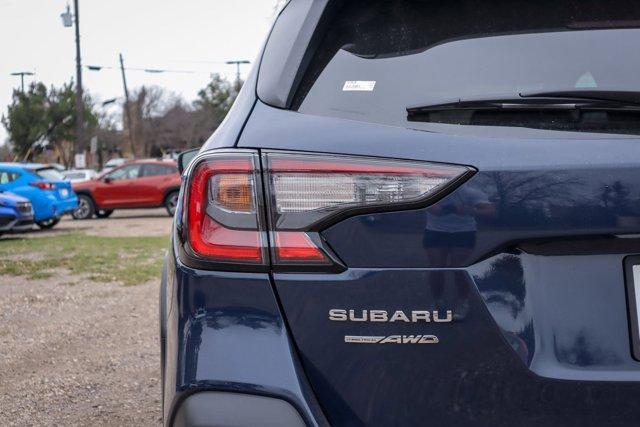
62,169,98,183
101,158,129,174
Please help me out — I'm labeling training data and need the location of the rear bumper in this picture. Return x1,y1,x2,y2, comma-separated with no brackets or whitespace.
35,196,78,221
53,196,78,216
173,392,306,427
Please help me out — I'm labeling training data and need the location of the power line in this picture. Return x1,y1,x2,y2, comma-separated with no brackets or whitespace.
166,59,231,65
86,65,202,74
85,61,250,76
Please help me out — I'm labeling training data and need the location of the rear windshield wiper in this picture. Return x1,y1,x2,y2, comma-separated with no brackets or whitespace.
520,90,640,105
407,90,640,115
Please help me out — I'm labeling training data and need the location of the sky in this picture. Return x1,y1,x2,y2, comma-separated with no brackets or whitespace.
0,0,279,144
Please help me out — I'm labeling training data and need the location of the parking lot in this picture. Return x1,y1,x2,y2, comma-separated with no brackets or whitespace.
0,210,171,426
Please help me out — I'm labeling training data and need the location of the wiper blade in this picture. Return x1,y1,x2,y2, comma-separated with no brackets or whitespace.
521,90,640,105
407,93,640,115
407,98,585,114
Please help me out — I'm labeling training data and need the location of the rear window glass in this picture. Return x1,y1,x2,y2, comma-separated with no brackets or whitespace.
294,0,640,135
35,167,65,181
142,164,177,177
0,171,19,184
108,165,141,181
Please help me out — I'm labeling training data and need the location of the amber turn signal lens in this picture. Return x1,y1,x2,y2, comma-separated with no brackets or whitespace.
212,174,254,212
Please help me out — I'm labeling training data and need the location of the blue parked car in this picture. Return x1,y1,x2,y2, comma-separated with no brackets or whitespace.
0,191,34,235
161,1,640,426
0,163,77,229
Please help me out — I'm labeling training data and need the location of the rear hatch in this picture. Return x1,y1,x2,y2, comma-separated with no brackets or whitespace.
242,1,640,425
32,166,74,200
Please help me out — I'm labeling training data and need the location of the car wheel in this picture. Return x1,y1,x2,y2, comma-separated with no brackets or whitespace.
96,209,114,219
36,218,60,229
73,195,96,220
164,191,179,217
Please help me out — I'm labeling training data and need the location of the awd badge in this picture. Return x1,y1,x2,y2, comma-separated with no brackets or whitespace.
345,335,439,344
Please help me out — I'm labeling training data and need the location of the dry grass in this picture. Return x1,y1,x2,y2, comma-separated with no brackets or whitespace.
0,233,167,286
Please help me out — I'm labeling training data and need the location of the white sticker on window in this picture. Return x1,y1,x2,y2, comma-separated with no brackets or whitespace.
343,81,376,92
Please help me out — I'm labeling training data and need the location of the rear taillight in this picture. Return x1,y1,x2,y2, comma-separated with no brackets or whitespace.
184,150,473,271
30,181,55,190
186,152,268,266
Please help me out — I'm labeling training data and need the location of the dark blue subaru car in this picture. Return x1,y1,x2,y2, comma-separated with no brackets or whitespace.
161,1,640,425
0,191,33,235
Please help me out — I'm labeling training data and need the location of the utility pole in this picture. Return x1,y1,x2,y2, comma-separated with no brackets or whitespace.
119,53,136,158
10,72,34,93
61,2,84,156
73,0,84,155
226,60,250,92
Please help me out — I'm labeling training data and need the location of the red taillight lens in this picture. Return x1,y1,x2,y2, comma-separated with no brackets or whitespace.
186,153,267,265
30,181,55,190
274,232,329,264
192,216,263,262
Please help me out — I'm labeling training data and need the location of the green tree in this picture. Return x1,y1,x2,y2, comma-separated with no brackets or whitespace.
1,83,49,159
190,74,239,146
194,74,237,124
1,81,97,164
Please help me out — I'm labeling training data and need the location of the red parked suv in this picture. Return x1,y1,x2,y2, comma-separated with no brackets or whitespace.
72,159,181,219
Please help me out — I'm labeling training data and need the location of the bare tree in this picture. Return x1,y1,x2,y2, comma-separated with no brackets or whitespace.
0,142,12,162
116,74,238,158
94,110,124,163
149,100,199,151
128,86,172,157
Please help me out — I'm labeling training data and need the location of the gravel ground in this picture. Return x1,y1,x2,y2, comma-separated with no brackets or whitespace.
0,210,172,426
31,208,172,238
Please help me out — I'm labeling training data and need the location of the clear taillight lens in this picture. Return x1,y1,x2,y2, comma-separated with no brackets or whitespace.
272,173,447,212
263,153,472,231
186,153,268,265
